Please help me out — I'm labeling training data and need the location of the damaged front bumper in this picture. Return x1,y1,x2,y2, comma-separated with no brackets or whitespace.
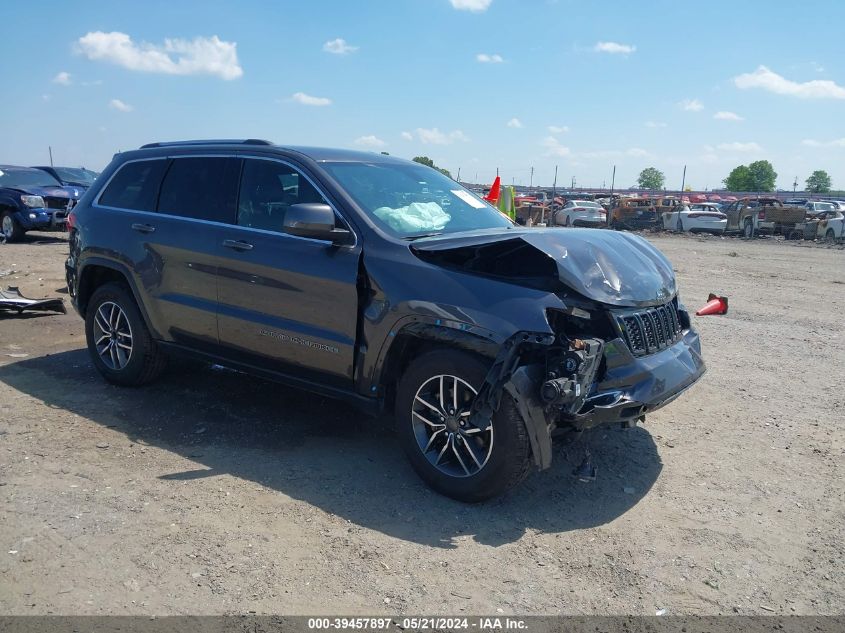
470,325,705,471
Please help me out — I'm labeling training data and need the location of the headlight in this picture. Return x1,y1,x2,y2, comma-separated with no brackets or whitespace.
20,195,45,208
29,213,37,219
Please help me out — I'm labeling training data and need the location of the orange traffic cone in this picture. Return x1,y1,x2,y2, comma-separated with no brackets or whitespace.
484,176,501,204
695,293,728,316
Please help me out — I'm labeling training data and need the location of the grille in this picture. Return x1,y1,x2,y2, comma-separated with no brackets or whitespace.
44,197,71,210
616,301,683,356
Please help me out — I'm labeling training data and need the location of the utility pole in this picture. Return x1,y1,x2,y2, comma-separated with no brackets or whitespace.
793,177,798,194
571,176,576,189
475,172,478,184
496,167,499,178
608,165,616,226
457,167,461,182
48,146,54,167
680,165,686,193
529,166,534,188
552,165,558,197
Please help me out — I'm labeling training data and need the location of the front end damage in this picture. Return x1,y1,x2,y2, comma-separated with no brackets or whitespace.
413,228,706,470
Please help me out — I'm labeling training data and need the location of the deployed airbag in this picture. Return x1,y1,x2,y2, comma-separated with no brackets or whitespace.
374,202,451,233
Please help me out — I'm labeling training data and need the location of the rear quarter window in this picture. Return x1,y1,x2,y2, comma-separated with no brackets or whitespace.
98,160,168,211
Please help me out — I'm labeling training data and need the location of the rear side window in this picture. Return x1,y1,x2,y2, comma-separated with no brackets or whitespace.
157,157,240,223
98,160,167,211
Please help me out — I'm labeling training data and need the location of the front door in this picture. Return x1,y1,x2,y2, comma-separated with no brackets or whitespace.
215,157,361,389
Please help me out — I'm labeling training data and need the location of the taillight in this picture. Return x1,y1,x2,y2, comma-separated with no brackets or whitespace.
67,210,77,231
757,210,765,220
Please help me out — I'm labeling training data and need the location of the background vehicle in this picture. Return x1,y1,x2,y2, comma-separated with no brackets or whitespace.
32,166,99,190
817,209,844,241
609,197,657,230
0,165,75,241
654,196,681,220
722,197,806,238
554,200,606,227
804,200,836,217
67,140,705,502
662,202,727,234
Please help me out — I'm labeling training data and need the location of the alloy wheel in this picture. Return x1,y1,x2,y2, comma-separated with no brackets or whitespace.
411,374,493,478
93,301,134,370
2,216,12,239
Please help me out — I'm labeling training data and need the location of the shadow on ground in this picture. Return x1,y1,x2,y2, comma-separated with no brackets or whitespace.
0,349,663,548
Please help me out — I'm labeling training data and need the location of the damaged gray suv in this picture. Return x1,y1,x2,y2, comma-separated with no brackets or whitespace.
66,140,705,502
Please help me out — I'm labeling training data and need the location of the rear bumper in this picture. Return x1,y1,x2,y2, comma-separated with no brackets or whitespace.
562,329,706,430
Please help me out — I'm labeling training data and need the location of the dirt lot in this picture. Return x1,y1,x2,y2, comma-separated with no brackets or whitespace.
0,231,843,616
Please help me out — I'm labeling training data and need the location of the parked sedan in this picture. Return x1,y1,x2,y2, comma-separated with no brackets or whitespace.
554,200,607,227
662,203,727,234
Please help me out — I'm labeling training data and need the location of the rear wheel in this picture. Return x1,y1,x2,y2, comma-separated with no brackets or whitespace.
1,212,24,243
85,282,167,386
826,228,837,242
396,349,532,502
564,215,571,227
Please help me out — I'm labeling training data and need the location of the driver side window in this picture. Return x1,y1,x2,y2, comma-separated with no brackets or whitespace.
237,159,328,233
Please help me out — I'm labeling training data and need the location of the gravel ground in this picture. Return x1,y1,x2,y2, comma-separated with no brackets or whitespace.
0,231,843,616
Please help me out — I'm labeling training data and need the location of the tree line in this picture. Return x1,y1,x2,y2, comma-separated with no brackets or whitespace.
635,163,833,193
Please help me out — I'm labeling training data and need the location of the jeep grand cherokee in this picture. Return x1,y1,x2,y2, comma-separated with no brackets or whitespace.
66,140,705,502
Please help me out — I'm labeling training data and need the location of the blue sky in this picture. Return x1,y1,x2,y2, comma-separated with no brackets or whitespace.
2,0,843,190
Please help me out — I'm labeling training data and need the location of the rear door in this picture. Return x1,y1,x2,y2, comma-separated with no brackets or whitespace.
214,157,361,389
151,156,241,349
95,156,240,349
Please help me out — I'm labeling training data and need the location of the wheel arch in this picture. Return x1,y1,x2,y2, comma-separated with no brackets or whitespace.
77,258,157,337
374,320,500,413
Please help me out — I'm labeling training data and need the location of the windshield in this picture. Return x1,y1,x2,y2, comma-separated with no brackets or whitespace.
54,167,98,186
0,168,61,189
323,161,513,238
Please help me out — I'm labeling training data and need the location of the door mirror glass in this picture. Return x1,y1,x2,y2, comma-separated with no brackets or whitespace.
283,203,352,244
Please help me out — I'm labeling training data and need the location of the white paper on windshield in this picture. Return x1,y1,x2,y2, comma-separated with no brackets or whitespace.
451,189,486,209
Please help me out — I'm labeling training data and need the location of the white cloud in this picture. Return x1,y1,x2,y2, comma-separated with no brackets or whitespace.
593,41,636,54
714,111,744,121
801,138,845,148
541,136,570,157
476,53,504,63
109,98,133,112
645,121,667,128
548,125,569,134
52,71,71,86
42,94,51,102
323,38,358,55
400,131,414,141
734,65,845,100
716,142,762,153
506,117,523,128
291,92,332,106
627,148,650,157
679,98,704,111
76,31,243,80
354,135,386,147
415,128,469,144
449,0,492,11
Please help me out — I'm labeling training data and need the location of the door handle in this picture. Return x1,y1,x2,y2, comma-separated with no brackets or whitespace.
131,223,156,234
222,239,254,251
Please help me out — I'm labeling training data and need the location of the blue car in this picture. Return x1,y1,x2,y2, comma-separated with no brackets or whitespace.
0,165,78,242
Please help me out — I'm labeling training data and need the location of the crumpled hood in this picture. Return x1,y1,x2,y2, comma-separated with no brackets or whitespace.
5,185,72,199
411,228,676,307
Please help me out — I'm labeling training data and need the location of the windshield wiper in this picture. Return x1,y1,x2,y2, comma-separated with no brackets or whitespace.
403,233,443,240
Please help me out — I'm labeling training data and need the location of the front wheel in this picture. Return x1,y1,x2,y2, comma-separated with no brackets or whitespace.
1,212,24,243
825,229,837,243
396,349,532,502
85,282,167,386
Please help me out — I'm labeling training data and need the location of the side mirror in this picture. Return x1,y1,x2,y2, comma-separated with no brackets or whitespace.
283,203,353,244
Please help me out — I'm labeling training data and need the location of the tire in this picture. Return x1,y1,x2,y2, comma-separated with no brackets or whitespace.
678,218,685,233
743,220,754,239
395,349,532,502
564,215,571,227
85,282,167,387
825,229,836,243
1,211,25,243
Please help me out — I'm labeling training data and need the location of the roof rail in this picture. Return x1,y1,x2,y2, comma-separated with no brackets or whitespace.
139,139,273,149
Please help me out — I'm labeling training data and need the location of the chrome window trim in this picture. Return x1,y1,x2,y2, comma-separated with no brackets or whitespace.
92,153,358,248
